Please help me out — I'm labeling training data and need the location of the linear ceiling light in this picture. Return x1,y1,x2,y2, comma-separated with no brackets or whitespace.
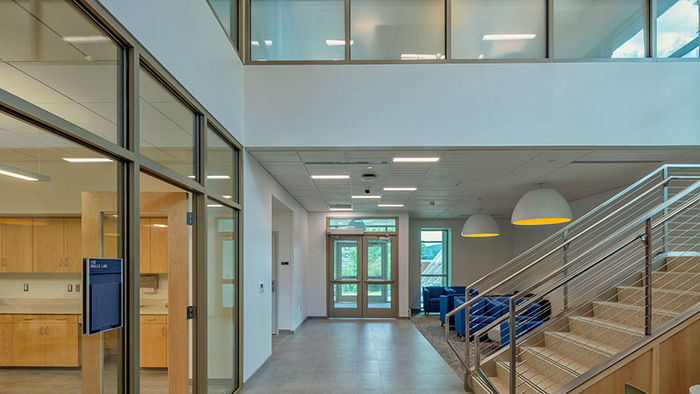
383,187,417,191
483,34,536,41
311,175,350,180
326,39,354,46
393,157,440,163
461,214,499,237
378,204,404,208
511,188,572,226
329,207,353,211
400,53,443,60
207,175,231,179
352,195,381,199
62,35,111,43
264,40,273,46
251,40,260,46
207,204,223,208
63,157,113,163
151,224,168,228
0,163,50,182
222,195,232,199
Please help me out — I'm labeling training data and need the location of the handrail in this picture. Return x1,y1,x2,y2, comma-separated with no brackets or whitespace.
445,172,700,319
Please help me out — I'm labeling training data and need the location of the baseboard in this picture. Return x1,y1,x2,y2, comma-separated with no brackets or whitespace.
242,354,271,387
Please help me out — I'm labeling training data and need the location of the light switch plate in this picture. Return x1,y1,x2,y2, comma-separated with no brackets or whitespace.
23,283,29,292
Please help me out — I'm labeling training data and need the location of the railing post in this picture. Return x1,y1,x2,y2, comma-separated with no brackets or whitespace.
644,218,653,336
662,167,669,253
562,230,569,313
464,307,471,373
509,298,517,394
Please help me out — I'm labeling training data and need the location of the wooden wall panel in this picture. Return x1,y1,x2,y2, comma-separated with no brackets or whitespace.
0,320,10,366
579,351,652,394
659,318,700,393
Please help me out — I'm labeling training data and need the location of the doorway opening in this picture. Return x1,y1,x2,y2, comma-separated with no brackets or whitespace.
271,197,293,349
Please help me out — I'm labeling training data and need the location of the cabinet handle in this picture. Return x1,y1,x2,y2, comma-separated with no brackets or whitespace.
161,326,165,336
55,317,66,321
24,317,34,321
147,318,156,321
2,257,6,266
45,326,48,336
40,327,44,335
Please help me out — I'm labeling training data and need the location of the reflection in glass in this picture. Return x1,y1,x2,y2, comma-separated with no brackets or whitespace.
139,67,196,178
0,0,121,143
207,201,237,393
334,284,358,308
328,218,396,232
206,127,236,200
250,0,345,61
351,0,445,60
656,0,699,58
334,240,358,279
553,0,646,58
420,230,449,290
367,239,391,281
367,284,391,308
208,0,239,47
451,0,546,59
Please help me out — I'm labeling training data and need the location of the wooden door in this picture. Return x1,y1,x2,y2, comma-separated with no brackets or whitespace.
0,317,10,366
150,217,168,274
11,320,43,366
33,218,65,273
140,218,151,273
44,320,79,366
2,219,33,273
140,320,167,367
63,218,82,273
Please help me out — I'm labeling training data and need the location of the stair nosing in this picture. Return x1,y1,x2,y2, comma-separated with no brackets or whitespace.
545,330,614,357
593,300,677,317
617,285,700,297
569,315,644,336
520,345,584,377
495,360,552,394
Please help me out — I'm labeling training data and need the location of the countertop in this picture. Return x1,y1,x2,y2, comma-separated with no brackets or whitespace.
0,299,168,315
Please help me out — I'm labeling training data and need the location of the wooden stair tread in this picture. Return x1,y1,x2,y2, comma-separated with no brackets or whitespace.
617,285,700,297
521,345,589,375
593,300,678,317
547,330,618,355
569,315,643,335
496,359,560,393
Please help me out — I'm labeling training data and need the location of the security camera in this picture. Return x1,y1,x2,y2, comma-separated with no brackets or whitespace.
364,188,371,194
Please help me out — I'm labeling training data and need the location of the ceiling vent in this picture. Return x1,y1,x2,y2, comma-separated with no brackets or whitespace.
361,173,377,182
329,203,352,209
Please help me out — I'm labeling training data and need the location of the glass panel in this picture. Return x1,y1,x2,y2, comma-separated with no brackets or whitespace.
656,0,699,58
0,0,121,143
553,0,647,58
208,0,239,48
421,276,447,288
0,110,120,392
334,240,358,280
367,284,392,308
250,0,345,61
451,0,546,59
207,200,237,393
367,239,391,280
351,0,445,60
334,284,358,308
328,218,396,232
206,128,236,200
139,67,196,178
139,173,194,394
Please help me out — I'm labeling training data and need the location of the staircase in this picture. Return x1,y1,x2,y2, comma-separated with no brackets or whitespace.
444,165,700,393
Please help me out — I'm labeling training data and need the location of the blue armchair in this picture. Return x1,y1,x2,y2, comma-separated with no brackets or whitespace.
454,295,510,337
500,303,545,346
439,288,479,325
422,286,453,315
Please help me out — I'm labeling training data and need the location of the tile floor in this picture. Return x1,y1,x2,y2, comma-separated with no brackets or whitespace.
242,318,466,394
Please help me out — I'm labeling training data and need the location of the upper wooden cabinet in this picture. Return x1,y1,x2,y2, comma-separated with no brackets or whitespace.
32,218,82,273
140,217,168,274
2,219,33,273
140,218,151,273
63,218,82,273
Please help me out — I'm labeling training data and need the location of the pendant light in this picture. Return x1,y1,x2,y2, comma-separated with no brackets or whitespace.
511,186,572,226
461,214,500,237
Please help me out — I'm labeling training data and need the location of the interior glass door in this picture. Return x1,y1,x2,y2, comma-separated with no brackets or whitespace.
363,235,397,317
327,236,363,317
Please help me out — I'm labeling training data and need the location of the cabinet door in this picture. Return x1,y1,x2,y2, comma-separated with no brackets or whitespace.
103,216,119,259
33,218,64,273
150,217,168,274
0,320,10,366
140,218,151,273
140,322,167,367
44,321,79,367
63,218,82,273
11,321,44,366
2,219,33,273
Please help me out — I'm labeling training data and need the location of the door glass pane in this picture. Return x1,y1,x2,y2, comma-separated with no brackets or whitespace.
0,110,120,392
334,240,358,280
206,127,236,200
451,0,546,59
351,0,445,60
334,284,358,308
138,173,193,394
656,0,699,58
553,0,647,58
0,0,121,144
328,218,396,232
367,239,391,280
250,0,345,61
207,201,237,393
367,284,392,308
139,67,196,178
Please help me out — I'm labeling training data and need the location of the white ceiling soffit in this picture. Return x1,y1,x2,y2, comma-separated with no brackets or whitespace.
250,148,700,219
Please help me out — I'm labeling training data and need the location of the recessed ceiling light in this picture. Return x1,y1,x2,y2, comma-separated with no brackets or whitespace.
352,195,381,199
63,157,113,163
222,195,232,199
264,40,273,46
62,35,111,43
251,40,260,46
151,224,168,228
329,207,353,211
207,175,231,180
326,39,354,46
207,204,223,208
311,175,350,180
383,187,417,191
392,157,440,163
482,34,536,41
378,204,404,208
0,164,50,182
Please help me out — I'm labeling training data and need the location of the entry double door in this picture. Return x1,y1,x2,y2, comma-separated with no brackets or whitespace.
327,235,397,318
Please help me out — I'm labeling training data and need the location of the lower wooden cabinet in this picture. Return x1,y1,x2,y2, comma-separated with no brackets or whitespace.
0,315,12,366
140,315,168,368
9,314,79,367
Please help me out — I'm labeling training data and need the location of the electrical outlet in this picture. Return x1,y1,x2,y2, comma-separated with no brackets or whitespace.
67,284,73,292
75,283,81,292
23,283,29,292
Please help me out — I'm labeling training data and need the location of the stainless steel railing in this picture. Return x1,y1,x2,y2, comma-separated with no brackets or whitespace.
442,164,700,393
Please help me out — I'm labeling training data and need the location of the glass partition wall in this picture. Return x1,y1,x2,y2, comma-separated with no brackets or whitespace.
245,0,700,62
0,1,243,394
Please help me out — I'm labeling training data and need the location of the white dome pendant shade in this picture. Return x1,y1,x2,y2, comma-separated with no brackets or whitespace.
511,188,572,226
461,214,500,237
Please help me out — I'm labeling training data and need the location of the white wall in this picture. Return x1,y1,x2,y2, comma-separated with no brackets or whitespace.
97,0,245,144
245,62,700,148
305,211,411,318
242,153,309,380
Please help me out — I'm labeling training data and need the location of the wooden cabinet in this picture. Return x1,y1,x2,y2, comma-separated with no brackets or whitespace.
10,315,79,367
0,315,10,366
140,315,167,367
33,218,82,273
140,217,168,274
2,219,33,272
